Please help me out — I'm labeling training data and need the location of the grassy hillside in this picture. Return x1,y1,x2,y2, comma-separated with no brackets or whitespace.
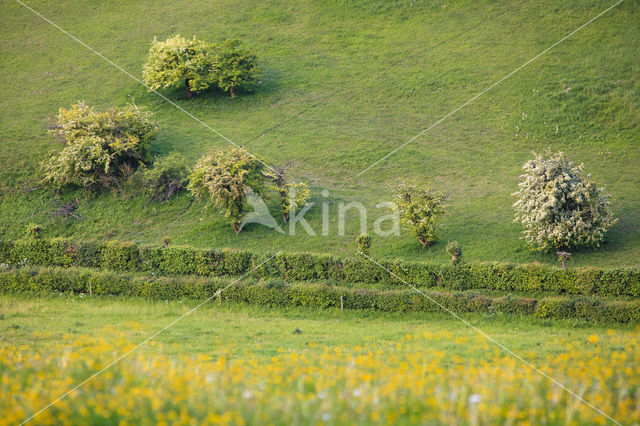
1,0,638,266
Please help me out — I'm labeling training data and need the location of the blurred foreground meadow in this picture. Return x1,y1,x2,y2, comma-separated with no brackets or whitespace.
3,325,639,425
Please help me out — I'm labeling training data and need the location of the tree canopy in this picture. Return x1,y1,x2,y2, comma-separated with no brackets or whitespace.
512,152,616,251
44,102,155,190
394,184,446,247
143,35,259,99
213,39,260,98
187,148,266,233
264,163,310,222
143,34,218,99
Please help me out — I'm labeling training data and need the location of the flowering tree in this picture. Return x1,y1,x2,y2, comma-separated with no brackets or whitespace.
512,152,616,252
44,102,155,190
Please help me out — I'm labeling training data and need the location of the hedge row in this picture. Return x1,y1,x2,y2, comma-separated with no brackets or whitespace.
1,266,638,324
1,238,639,298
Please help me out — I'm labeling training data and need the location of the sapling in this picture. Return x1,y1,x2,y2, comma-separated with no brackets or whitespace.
356,233,372,254
446,241,462,265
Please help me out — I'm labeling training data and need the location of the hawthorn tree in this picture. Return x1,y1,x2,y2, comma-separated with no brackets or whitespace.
187,148,266,233
143,34,218,99
394,184,446,247
214,39,260,99
44,102,155,191
264,162,311,222
512,151,616,252
143,36,259,99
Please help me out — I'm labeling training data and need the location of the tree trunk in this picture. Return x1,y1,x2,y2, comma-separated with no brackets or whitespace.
557,247,569,269
185,78,194,99
229,87,236,99
280,190,288,222
417,237,428,247
232,222,239,234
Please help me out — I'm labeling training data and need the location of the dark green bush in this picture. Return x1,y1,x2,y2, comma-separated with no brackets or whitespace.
138,153,190,202
73,240,102,267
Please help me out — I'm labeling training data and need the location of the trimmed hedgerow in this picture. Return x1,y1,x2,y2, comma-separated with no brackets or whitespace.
5,238,76,267
100,241,141,271
0,266,638,323
534,297,640,324
0,239,638,298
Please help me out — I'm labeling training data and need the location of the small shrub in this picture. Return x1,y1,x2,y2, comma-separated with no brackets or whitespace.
557,251,570,270
26,223,43,239
446,241,462,265
264,163,311,222
394,183,446,247
139,153,190,202
162,237,171,248
355,233,372,254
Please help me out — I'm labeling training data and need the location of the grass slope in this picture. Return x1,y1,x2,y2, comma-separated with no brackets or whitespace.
1,0,638,266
